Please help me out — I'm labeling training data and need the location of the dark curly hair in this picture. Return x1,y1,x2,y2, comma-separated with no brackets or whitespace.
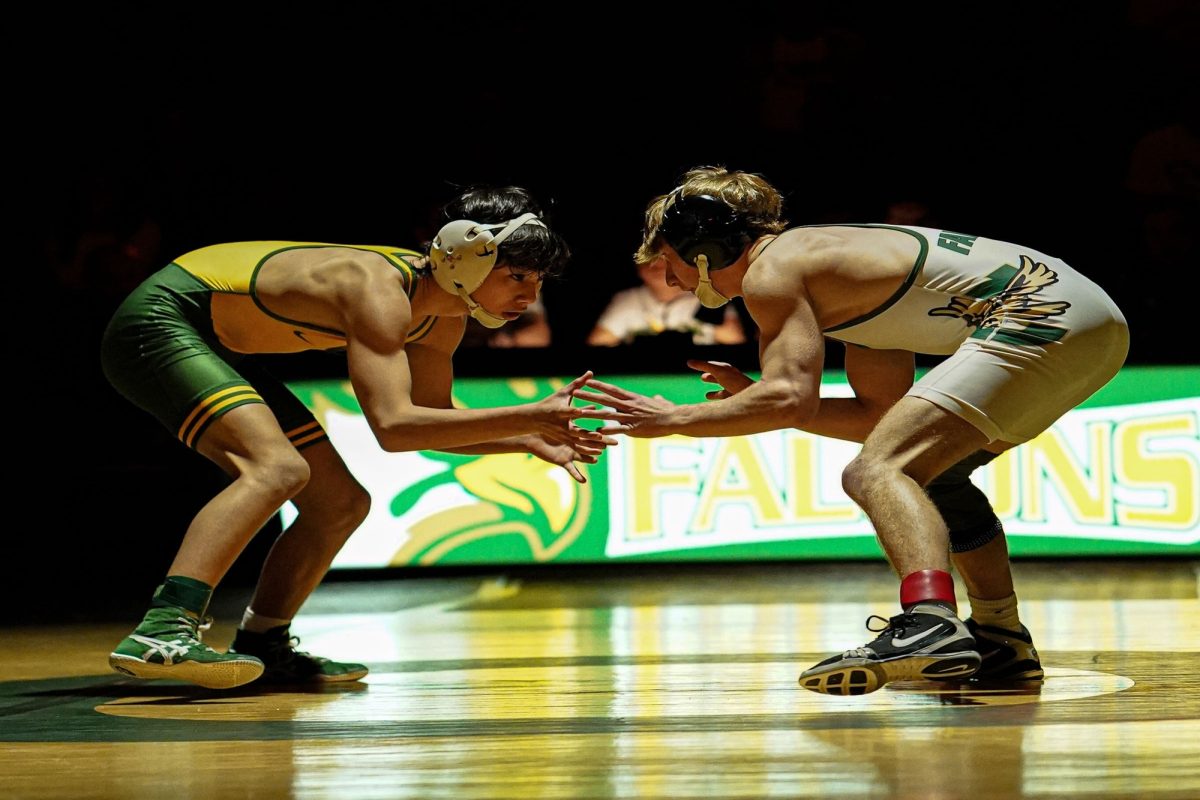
432,186,570,278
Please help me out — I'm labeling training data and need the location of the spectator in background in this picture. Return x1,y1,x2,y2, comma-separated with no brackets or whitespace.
587,256,746,347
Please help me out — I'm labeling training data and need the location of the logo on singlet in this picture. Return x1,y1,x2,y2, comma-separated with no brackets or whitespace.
928,254,1072,345
937,231,978,255
294,330,313,344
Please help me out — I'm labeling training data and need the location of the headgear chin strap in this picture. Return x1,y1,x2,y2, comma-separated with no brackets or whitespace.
693,254,732,308
459,291,509,329
656,193,750,309
429,212,544,328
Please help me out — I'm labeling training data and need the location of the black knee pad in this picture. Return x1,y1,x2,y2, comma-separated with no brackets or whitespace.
927,450,1004,553
947,516,1005,553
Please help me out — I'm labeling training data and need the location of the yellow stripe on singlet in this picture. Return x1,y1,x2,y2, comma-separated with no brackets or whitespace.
174,243,426,355
285,420,321,438
291,430,328,448
178,385,264,447
406,316,437,343
286,421,327,448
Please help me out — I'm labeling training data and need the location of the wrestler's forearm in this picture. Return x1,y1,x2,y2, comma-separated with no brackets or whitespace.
794,396,886,443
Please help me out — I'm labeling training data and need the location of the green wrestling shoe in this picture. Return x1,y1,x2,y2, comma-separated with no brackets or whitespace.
109,605,264,689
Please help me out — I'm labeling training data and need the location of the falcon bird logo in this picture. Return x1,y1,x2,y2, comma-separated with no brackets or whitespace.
929,255,1072,340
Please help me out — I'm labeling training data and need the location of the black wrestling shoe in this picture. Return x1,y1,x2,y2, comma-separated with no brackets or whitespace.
229,625,368,684
966,618,1044,681
799,604,981,695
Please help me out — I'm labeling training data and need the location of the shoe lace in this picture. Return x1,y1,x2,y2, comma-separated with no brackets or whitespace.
131,614,214,662
839,613,921,659
285,635,324,662
264,634,310,665
866,612,920,635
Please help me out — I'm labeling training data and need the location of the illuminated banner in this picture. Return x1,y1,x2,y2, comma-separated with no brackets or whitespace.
282,367,1199,566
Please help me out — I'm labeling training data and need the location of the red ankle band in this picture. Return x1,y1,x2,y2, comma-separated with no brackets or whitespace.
900,569,956,612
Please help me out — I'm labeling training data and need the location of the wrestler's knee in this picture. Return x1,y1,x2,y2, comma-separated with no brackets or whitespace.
927,452,1004,553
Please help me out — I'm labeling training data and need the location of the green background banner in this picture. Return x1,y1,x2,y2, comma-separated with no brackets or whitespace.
283,367,1200,566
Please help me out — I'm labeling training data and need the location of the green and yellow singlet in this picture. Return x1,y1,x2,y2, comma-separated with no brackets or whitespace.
101,242,432,450
174,242,436,353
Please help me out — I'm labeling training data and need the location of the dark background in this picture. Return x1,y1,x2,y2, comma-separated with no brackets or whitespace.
15,3,1197,619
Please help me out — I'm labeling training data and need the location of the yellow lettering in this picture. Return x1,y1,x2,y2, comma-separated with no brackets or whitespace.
1114,414,1199,530
691,437,787,531
1021,424,1113,523
630,436,699,539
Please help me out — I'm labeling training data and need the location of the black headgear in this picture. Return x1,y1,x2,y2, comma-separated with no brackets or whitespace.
656,192,752,271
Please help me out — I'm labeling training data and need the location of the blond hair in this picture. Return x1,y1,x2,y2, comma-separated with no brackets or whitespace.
634,166,787,264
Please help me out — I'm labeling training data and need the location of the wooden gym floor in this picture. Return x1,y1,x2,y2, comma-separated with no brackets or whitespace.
2,559,1198,799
